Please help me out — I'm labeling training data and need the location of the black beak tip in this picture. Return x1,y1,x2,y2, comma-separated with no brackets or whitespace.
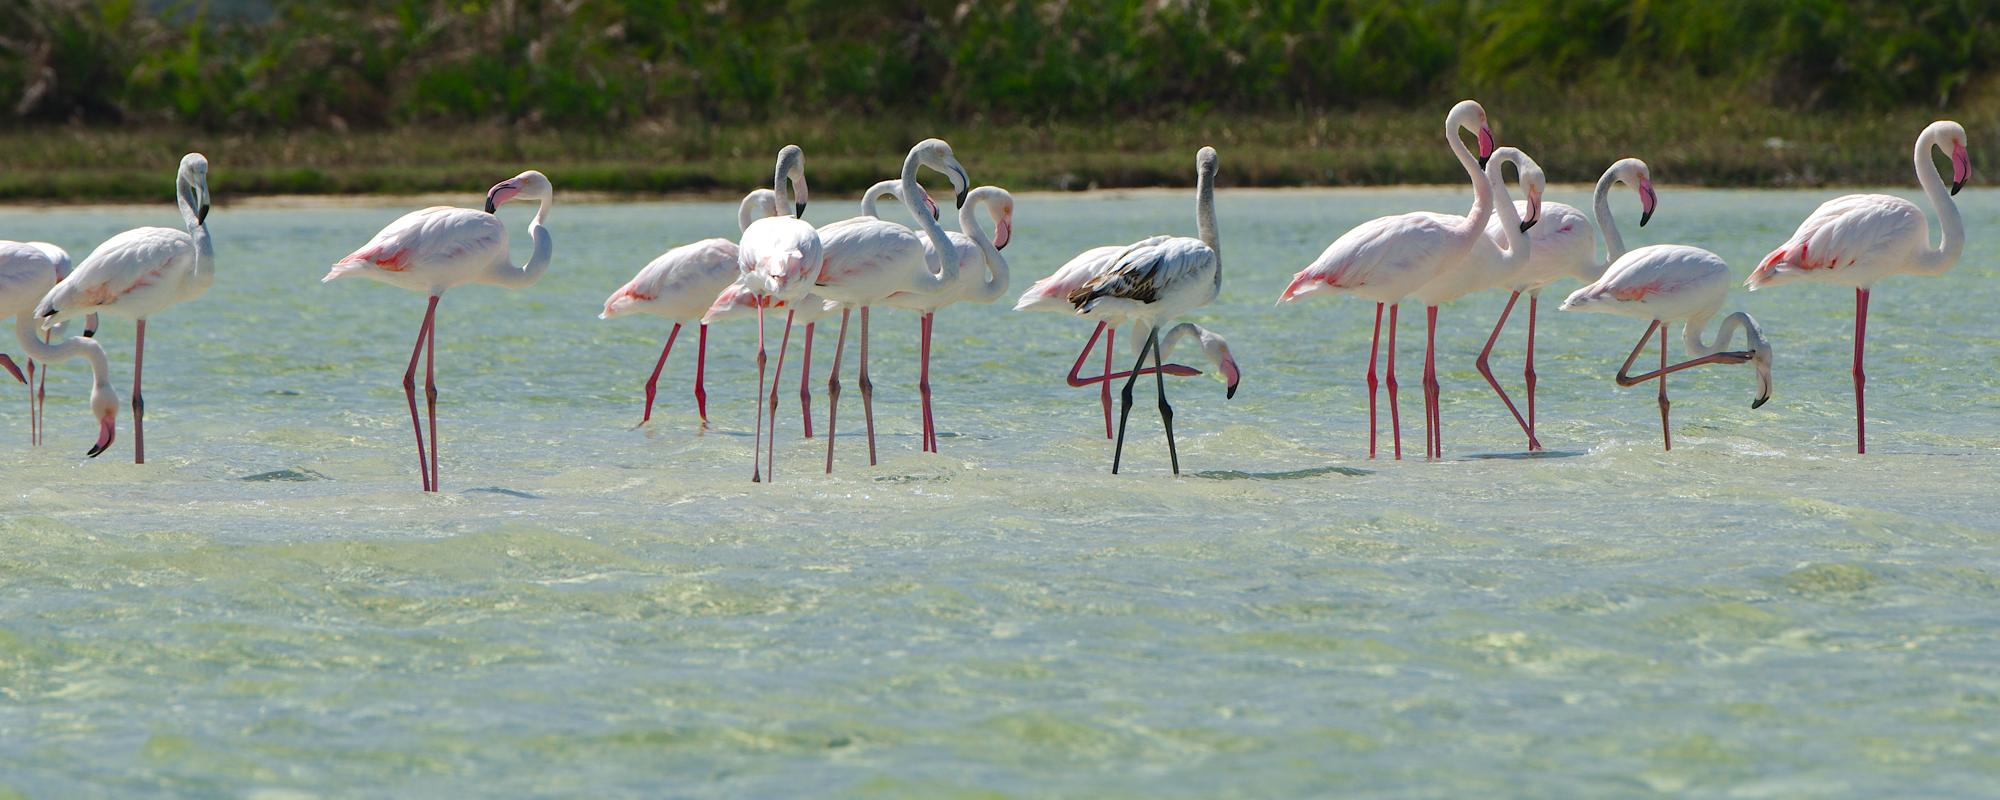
955,189,968,210
1752,395,1770,410
1951,180,1964,196
1477,155,1491,169
1226,383,1238,400
86,443,106,458
795,201,808,219
997,241,1007,251
83,328,96,338
483,200,497,214
1519,220,1536,233
197,203,210,224
1640,210,1654,227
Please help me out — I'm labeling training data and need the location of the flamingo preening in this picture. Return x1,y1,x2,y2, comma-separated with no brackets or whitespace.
1016,241,1203,438
324,169,555,491
1747,120,1968,454
601,189,781,429
1067,146,1225,475
718,145,822,482
34,153,212,464
1,241,116,455
1278,100,1499,461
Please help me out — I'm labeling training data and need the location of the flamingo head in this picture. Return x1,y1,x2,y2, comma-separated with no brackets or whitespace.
978,187,1016,250
87,382,118,458
485,170,552,214
924,190,940,221
1190,327,1241,399
1450,100,1496,167
915,139,970,209
178,153,211,225
1517,154,1546,233
0,354,23,384
775,144,809,217
1746,317,1774,410
1938,121,1971,195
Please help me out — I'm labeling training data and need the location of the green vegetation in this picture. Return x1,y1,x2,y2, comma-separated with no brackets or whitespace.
2,1,1995,200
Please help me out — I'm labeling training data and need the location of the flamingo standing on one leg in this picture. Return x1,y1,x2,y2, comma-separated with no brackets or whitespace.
1278,100,1499,461
34,153,212,465
1,242,117,455
1746,120,1968,454
1561,246,1773,449
720,145,822,483
1015,240,1202,438
877,185,1015,452
601,189,782,429
1477,157,1657,450
1068,146,1225,475
1407,146,1544,457
1068,322,1242,399
802,139,969,472
323,169,555,491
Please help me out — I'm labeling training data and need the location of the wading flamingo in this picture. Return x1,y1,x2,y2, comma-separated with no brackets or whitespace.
805,139,969,472
720,145,821,483
1407,146,1544,456
877,185,1015,452
1068,146,1224,475
1278,100,1498,461
324,169,554,491
2,242,116,455
34,153,211,464
1561,246,1773,450
601,189,781,429
1746,120,1968,454
1016,240,1202,438
1477,157,1656,450
702,281,837,438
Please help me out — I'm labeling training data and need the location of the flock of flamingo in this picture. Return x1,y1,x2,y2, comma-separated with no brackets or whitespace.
0,100,1973,489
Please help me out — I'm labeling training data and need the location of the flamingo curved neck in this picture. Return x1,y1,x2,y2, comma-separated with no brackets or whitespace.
1485,157,1529,266
488,199,554,288
179,174,215,291
1448,120,1494,240
1681,308,1754,357
861,182,900,218
901,151,959,287
1590,167,1628,270
959,190,1008,303
12,314,112,391
1914,129,1964,274
1195,167,1218,252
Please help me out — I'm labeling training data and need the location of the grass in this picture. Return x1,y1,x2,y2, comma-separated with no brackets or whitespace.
4,95,1997,203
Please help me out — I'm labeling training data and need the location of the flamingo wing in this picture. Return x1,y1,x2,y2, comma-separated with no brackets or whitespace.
1749,194,1924,288
601,238,739,320
1280,213,1458,302
326,207,505,282
1564,244,1725,310
36,227,195,323
0,242,66,309
738,216,823,298
1069,235,1215,311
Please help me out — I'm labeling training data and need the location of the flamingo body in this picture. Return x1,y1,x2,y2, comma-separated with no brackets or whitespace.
327,207,511,294
1748,194,1935,290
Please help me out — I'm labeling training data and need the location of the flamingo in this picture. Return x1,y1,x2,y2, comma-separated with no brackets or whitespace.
34,153,212,464
1067,146,1224,475
701,281,837,438
323,169,555,491
876,185,1015,452
600,188,781,429
1560,247,1773,450
1278,100,1498,461
720,145,821,483
1406,146,1544,456
1746,120,1968,454
1067,322,1242,400
1015,240,1202,438
1,242,116,455
801,139,968,473
1477,157,1657,451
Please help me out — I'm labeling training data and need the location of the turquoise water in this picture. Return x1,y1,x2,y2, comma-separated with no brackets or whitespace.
2,186,1997,797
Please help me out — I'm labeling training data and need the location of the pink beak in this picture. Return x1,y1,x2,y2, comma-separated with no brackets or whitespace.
994,216,1012,250
1221,359,1241,399
88,413,115,458
1952,142,1970,195
1476,126,1496,166
484,181,521,214
1639,180,1658,226
0,354,23,384
923,192,939,221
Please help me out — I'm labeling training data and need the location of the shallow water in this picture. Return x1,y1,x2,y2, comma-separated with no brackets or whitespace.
3,184,1998,797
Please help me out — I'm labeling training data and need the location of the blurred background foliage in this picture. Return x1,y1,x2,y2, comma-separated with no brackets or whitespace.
2,0,1992,130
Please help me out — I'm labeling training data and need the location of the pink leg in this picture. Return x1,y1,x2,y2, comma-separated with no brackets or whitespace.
753,305,767,482
403,298,437,491
694,324,709,429
767,310,794,482
825,307,851,473
1525,292,1539,445
918,313,935,452
1102,326,1115,439
132,318,146,465
638,323,681,427
27,357,38,447
34,332,46,446
800,322,815,439
1854,287,1870,455
1425,305,1440,460
1062,322,1112,439
860,306,877,466
1067,322,1202,388
426,306,439,490
1367,303,1381,459
1658,322,1671,452
1475,291,1539,451
1387,304,1402,460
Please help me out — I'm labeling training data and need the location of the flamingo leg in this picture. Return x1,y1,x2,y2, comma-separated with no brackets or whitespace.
34,330,47,446
1424,305,1440,460
860,306,877,466
1367,303,1381,459
753,304,767,482
1854,287,1870,455
918,312,935,453
694,324,709,430
1067,322,1200,389
1152,327,1179,475
132,318,146,465
825,307,851,473
799,322,815,439
1387,303,1402,460
27,357,37,447
638,323,680,428
403,297,437,492
1476,291,1539,451
1103,326,1115,439
1658,323,1670,451
425,305,439,490
767,310,794,482
1525,291,1539,445
1111,330,1157,475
